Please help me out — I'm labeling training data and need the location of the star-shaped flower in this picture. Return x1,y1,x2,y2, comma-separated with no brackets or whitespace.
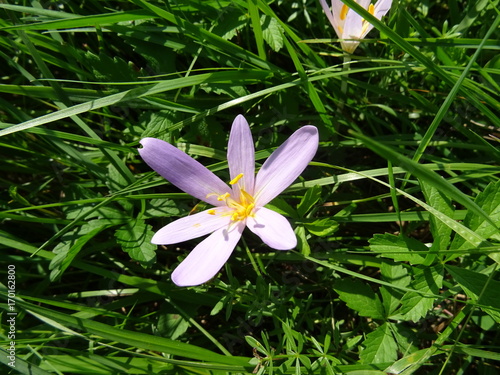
139,115,318,286
320,0,392,53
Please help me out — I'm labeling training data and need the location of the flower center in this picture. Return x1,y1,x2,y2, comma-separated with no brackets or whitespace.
207,173,256,222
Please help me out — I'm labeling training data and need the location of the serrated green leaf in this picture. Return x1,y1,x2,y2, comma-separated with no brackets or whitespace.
157,313,190,341
445,265,500,323
450,181,500,263
398,265,443,322
334,279,385,320
83,51,138,82
369,233,427,264
143,198,184,218
50,219,121,281
421,180,455,265
360,323,398,364
261,14,284,52
303,217,338,237
380,262,411,317
115,218,156,267
294,225,310,256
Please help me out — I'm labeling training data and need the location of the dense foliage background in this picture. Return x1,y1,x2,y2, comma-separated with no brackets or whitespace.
1,0,499,374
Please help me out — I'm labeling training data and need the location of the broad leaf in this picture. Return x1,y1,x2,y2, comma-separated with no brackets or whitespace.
115,218,156,267
261,14,284,52
445,265,500,323
369,233,427,264
360,323,398,364
398,265,443,322
334,279,385,320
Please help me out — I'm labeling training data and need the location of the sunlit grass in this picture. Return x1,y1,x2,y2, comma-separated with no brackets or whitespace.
1,0,499,374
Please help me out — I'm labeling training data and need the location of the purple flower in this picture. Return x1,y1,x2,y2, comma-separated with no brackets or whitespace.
139,115,318,286
320,0,392,53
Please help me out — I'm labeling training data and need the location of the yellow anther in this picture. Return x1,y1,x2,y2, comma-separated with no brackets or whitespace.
217,192,231,201
229,173,244,185
368,3,375,16
340,4,349,20
207,209,216,215
245,203,255,216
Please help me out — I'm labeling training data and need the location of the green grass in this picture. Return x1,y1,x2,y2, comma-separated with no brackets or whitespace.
1,0,499,374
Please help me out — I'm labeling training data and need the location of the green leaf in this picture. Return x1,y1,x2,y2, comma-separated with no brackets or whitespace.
360,323,398,364
450,181,500,263
297,185,322,217
380,262,411,317
420,180,455,265
144,198,184,218
351,131,499,233
398,265,443,322
334,279,385,320
369,233,427,265
294,225,311,256
261,14,284,52
303,217,338,237
83,51,138,82
49,219,121,281
157,312,190,341
445,265,500,323
266,197,297,218
115,218,156,267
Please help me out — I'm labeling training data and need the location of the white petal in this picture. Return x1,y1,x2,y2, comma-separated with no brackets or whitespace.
171,223,244,286
254,126,318,206
247,207,297,250
151,208,232,244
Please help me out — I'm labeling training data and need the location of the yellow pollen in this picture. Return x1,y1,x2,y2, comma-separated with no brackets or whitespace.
340,4,349,20
207,209,216,215
229,173,244,185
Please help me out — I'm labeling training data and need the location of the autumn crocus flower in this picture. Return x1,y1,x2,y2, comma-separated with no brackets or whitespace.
139,115,318,287
320,0,392,53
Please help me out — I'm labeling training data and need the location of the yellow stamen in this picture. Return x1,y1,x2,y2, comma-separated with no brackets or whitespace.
217,192,231,201
368,3,375,16
340,4,349,20
207,209,216,215
229,173,244,185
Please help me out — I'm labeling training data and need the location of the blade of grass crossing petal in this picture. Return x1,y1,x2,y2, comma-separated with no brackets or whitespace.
351,130,499,232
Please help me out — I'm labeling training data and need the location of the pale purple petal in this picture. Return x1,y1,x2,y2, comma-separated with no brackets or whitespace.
254,126,318,206
151,208,232,244
343,5,364,40
227,115,255,196
374,0,392,19
319,0,339,37
246,207,296,250
171,223,244,286
139,138,231,206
